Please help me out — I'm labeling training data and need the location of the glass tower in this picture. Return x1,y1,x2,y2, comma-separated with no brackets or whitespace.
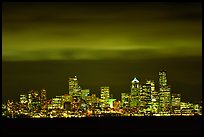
130,77,140,108
159,71,171,115
69,76,81,97
100,86,110,109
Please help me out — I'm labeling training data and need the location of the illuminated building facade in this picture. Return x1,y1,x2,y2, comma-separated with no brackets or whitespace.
19,94,28,113
28,90,33,111
61,94,72,110
50,96,62,110
171,93,181,115
100,86,110,109
113,100,120,110
40,89,47,112
140,83,151,114
2,71,202,118
27,90,41,113
130,77,140,108
40,89,47,101
69,76,81,96
81,89,90,100
159,71,171,115
91,94,98,108
147,80,159,114
108,99,116,108
2,103,7,117
180,102,194,116
121,93,130,108
194,104,202,115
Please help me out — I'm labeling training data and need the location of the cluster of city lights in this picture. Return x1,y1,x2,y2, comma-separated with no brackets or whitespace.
2,70,202,118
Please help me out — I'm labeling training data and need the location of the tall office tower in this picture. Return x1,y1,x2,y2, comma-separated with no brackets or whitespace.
69,76,81,97
40,89,47,101
159,71,168,87
159,71,171,114
171,93,181,115
140,84,151,114
28,90,34,111
121,93,130,108
81,89,90,100
19,94,28,113
146,80,159,114
100,86,110,109
130,77,140,108
40,89,47,111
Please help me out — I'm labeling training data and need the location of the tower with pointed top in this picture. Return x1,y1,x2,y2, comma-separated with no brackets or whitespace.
130,77,140,109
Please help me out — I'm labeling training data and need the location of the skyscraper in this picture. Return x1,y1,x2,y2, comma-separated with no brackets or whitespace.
40,89,47,112
100,86,110,109
159,71,171,115
68,76,81,97
140,83,151,114
40,89,47,102
146,80,159,114
159,71,168,87
130,77,140,108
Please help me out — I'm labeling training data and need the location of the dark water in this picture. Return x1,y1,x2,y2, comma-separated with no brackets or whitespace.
2,116,202,135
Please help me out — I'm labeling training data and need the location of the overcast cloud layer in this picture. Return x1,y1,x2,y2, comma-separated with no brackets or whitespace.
2,2,202,61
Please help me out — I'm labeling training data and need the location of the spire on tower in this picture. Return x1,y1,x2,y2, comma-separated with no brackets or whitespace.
132,77,139,83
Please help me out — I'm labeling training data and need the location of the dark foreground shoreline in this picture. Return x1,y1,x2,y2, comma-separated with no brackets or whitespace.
2,116,202,135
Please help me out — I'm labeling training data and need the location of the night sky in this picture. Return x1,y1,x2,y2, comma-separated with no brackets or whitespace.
2,2,202,103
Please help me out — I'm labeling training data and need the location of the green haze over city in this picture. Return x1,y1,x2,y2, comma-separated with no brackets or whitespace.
2,2,202,103
2,2,201,61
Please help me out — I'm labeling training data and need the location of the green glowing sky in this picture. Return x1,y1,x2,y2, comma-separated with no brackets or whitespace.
2,2,202,103
2,2,202,61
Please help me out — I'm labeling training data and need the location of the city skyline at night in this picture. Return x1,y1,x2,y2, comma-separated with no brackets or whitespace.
2,2,202,113
2,70,202,118
2,2,202,135
2,70,202,104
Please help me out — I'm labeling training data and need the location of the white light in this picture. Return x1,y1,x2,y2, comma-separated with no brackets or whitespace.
132,77,139,83
152,98,156,102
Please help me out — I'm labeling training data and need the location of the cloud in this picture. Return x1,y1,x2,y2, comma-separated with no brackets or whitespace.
2,47,201,62
2,2,202,61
